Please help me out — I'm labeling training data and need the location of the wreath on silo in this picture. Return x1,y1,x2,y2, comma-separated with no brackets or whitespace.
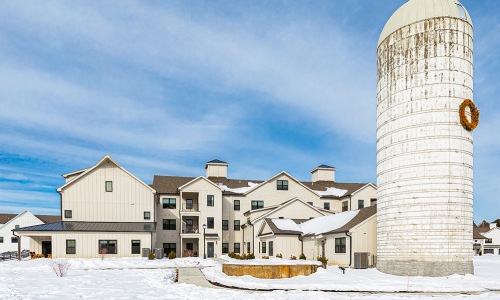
459,99,479,131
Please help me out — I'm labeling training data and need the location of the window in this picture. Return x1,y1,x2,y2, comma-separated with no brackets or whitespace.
105,181,113,192
207,217,214,229
335,237,346,253
262,241,266,253
358,200,365,209
307,202,313,206
163,219,176,230
234,200,240,211
186,199,193,210
131,240,141,254
163,198,176,209
0,237,3,243
484,249,494,254
371,198,377,206
64,210,72,218
234,220,240,231
99,240,117,254
15,225,20,229
251,200,264,210
277,180,288,190
207,195,214,207
185,219,193,232
163,243,176,256
66,239,76,254
11,237,18,243
486,238,493,244
222,220,228,231
234,243,241,253
222,243,229,254
186,243,193,251
144,211,150,220
324,202,330,210
342,201,348,212
247,242,251,253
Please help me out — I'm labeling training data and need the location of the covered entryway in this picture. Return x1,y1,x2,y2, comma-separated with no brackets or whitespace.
42,241,52,257
207,242,214,258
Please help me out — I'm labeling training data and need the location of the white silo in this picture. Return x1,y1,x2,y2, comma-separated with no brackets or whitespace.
376,0,477,276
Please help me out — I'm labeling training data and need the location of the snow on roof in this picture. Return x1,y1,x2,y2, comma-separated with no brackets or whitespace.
271,218,302,232
315,186,348,197
272,210,359,236
219,182,260,193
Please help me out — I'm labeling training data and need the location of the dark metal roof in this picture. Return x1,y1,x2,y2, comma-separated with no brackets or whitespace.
206,159,228,164
14,222,156,232
316,164,335,169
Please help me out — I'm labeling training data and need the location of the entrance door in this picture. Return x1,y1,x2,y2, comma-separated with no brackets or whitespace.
269,241,273,256
207,242,214,258
42,241,52,257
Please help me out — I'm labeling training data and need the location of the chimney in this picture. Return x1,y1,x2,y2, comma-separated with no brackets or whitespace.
311,165,335,182
205,159,228,178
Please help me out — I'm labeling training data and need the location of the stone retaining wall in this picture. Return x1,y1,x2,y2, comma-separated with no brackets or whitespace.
222,264,318,279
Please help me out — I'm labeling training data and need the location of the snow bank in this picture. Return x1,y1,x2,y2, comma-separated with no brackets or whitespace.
316,187,348,197
271,210,359,236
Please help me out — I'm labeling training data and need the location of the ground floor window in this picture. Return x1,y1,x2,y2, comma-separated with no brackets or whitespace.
164,243,176,256
131,240,141,254
99,240,117,254
222,243,229,254
335,237,346,253
262,241,266,253
484,249,494,254
0,237,3,243
247,242,251,253
11,237,18,243
234,243,240,253
66,240,76,254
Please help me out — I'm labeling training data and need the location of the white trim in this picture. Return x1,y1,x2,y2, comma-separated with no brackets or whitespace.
350,183,377,196
177,176,224,191
250,197,328,225
0,211,43,230
243,171,320,197
57,156,156,194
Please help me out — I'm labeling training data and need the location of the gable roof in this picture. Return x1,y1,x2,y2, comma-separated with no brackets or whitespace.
473,224,487,240
36,215,61,224
0,212,61,226
177,176,223,191
153,175,196,194
262,218,309,236
57,156,156,194
301,182,372,198
242,171,319,196
320,205,377,235
0,214,17,224
250,197,328,224
206,159,228,165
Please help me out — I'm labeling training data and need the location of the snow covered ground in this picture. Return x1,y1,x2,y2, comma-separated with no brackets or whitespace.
1,256,499,299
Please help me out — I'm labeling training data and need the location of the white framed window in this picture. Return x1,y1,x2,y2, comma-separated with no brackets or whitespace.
105,181,113,192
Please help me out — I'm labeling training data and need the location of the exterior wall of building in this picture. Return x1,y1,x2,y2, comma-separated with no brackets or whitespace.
350,185,377,210
377,14,474,276
259,235,302,259
61,162,155,222
27,231,152,258
311,169,335,182
483,228,500,255
0,212,44,253
155,194,181,256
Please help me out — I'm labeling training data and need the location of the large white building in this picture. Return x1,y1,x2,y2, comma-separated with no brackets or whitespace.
15,156,377,260
376,0,475,276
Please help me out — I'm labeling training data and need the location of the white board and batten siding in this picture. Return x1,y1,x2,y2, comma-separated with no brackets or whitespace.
61,161,155,222
29,232,151,258
0,211,44,253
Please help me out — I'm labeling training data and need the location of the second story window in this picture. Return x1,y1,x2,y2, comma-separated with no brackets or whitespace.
342,201,348,212
277,180,288,190
222,220,228,231
251,200,264,210
163,219,176,230
234,220,240,231
144,211,151,220
163,198,176,209
105,181,113,192
207,195,214,207
486,238,493,244
358,199,365,209
234,200,240,211
15,225,20,229
324,202,330,210
64,210,72,219
207,217,214,229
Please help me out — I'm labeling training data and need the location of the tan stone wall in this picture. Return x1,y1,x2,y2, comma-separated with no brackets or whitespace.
222,263,318,279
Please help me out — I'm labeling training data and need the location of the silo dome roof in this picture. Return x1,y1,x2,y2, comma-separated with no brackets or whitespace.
378,0,472,46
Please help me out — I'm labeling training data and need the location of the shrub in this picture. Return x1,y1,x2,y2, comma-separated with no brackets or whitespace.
168,251,176,259
49,259,70,277
317,256,328,268
290,255,297,260
276,253,283,258
148,251,156,260
299,253,306,260
261,256,269,259
227,252,255,260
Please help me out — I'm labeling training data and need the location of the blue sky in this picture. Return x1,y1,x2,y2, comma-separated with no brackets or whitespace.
0,1,498,223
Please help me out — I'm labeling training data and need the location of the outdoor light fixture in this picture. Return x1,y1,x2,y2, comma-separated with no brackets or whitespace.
203,224,207,259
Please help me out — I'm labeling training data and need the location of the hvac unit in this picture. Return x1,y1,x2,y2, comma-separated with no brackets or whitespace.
154,248,164,259
354,252,369,269
142,248,150,257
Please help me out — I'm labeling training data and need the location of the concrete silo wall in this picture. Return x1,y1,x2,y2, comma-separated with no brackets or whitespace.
376,17,474,276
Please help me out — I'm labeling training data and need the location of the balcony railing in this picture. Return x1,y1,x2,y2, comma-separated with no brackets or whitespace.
181,203,199,212
181,225,200,234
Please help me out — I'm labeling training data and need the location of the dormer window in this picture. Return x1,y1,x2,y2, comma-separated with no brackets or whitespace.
105,181,113,192
277,180,288,190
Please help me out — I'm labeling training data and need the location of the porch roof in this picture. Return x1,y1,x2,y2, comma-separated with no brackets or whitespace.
14,222,156,232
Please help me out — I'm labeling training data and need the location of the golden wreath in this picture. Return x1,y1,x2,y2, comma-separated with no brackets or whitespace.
459,99,479,131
